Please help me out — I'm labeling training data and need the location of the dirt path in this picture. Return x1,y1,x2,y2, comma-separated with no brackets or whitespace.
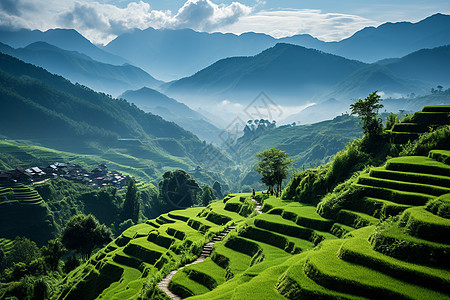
158,226,235,299
252,198,262,214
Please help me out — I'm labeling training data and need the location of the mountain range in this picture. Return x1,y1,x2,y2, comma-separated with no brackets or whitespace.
0,41,162,96
163,42,450,113
0,52,230,179
104,13,450,80
0,28,126,65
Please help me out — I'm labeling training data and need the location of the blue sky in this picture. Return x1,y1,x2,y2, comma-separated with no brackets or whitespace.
1,0,449,44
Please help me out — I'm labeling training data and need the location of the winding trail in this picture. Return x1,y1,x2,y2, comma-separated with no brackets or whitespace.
158,226,235,299
252,198,263,214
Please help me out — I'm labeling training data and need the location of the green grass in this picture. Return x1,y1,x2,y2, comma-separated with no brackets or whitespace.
277,256,360,300
400,207,450,244
369,167,450,188
304,239,448,299
357,174,450,197
172,258,227,295
336,209,379,228
260,196,290,212
370,220,450,267
338,230,450,293
386,156,450,177
270,202,335,232
429,149,450,165
210,242,252,276
169,270,210,298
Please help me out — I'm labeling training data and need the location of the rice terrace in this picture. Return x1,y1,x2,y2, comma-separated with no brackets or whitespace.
0,1,450,299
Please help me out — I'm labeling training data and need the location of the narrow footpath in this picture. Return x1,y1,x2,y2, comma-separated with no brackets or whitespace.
252,198,262,214
158,225,236,299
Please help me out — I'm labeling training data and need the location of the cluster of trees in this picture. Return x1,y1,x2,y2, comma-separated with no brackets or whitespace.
0,214,112,299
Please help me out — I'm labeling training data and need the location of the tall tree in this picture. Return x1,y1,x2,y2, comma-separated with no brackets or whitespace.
122,179,140,223
255,148,291,196
62,214,113,260
212,181,223,199
350,91,383,137
201,185,214,206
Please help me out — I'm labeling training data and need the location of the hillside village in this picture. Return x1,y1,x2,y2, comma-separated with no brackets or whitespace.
0,162,130,187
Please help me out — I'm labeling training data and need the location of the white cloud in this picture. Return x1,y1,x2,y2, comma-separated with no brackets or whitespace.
215,9,380,41
0,0,252,45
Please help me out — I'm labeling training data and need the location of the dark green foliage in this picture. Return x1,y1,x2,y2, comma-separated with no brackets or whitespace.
61,214,113,259
255,148,291,195
399,125,450,156
283,138,371,203
385,113,399,130
201,185,214,206
158,170,201,210
63,255,80,274
40,239,66,271
212,181,223,199
8,237,40,266
350,91,384,138
121,179,140,223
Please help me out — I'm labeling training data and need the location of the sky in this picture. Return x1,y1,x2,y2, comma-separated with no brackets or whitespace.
1,0,449,45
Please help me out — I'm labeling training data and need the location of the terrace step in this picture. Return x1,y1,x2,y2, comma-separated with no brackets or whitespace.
386,157,450,177
369,167,450,189
304,240,447,299
352,197,412,218
355,184,433,206
336,209,378,229
357,175,450,197
429,150,450,165
338,235,450,294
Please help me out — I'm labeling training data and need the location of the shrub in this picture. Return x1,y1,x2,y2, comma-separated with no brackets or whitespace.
400,125,450,157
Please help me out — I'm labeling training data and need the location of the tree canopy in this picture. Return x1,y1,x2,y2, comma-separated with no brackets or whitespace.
255,148,291,196
121,179,140,223
350,91,383,137
61,214,113,260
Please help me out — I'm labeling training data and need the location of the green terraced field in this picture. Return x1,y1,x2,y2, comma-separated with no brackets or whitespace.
53,147,450,299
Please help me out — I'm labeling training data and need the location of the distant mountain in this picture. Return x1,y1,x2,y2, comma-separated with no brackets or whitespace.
0,52,231,177
105,28,280,80
165,43,366,106
0,42,162,96
382,45,450,87
326,13,450,62
321,64,426,102
282,99,348,125
104,14,450,80
0,28,126,65
120,88,221,142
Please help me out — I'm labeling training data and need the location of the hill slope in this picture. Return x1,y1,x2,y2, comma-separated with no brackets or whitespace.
120,88,221,142
165,43,366,106
0,41,162,96
0,53,230,179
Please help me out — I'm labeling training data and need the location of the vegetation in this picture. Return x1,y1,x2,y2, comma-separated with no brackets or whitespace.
1,98,449,299
121,179,140,224
255,148,291,195
61,214,113,260
350,91,384,138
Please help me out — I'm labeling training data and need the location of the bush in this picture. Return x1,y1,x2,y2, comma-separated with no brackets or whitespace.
400,125,450,157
